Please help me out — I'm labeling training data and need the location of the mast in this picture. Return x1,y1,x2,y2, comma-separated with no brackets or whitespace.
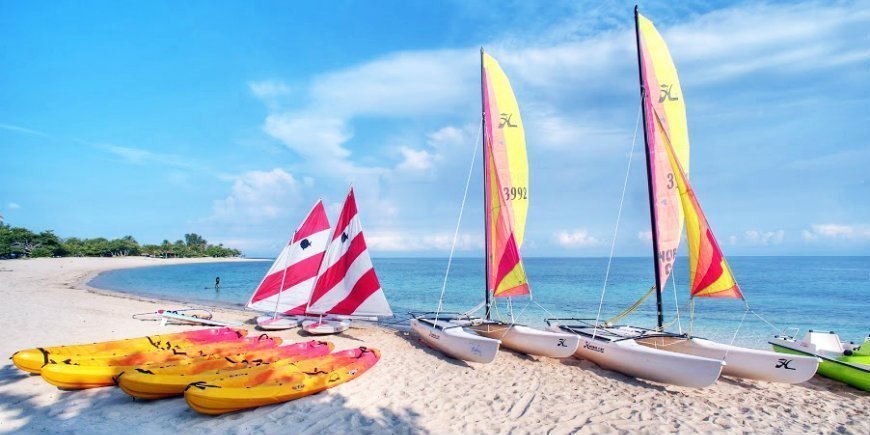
481,47,492,321
271,231,294,319
634,6,665,329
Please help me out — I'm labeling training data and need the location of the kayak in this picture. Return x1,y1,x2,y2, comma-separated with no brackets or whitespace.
771,330,869,391
12,327,246,374
184,347,380,415
40,335,280,390
118,340,333,399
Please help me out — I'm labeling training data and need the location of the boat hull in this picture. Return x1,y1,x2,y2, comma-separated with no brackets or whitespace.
471,323,579,358
256,315,302,330
301,319,350,335
548,325,723,388
411,319,500,364
771,336,869,391
637,336,819,384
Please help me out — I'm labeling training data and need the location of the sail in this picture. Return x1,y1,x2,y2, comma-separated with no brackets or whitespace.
637,12,691,288
306,188,393,317
246,200,331,314
661,125,743,299
482,51,529,298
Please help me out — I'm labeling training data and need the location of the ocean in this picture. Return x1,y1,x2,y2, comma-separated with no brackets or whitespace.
89,256,869,349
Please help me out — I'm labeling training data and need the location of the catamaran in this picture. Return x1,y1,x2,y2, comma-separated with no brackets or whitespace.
246,200,331,330
546,7,818,387
302,187,394,335
411,49,579,362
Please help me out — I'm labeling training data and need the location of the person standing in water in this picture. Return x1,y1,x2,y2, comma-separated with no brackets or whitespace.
215,276,221,291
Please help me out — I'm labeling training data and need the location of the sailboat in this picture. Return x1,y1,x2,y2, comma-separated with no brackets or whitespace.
546,7,818,387
410,49,579,362
247,200,331,330
302,187,394,335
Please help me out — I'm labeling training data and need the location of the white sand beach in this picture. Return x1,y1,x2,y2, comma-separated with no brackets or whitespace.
0,257,867,434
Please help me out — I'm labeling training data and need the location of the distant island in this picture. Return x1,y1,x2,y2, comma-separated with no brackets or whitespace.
0,223,242,259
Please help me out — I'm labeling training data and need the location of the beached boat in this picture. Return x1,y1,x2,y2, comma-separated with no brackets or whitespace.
246,200,331,330
118,340,333,399
771,331,869,391
413,49,578,361
301,188,394,335
40,335,281,390
184,347,380,415
11,327,246,374
549,7,817,387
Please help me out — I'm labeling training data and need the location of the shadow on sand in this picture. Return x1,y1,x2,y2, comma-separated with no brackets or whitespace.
0,362,427,434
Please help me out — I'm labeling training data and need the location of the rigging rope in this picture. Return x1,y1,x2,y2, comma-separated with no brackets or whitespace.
670,266,682,333
593,104,642,338
434,123,482,326
605,285,655,325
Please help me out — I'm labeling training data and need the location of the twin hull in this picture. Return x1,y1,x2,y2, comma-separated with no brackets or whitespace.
410,319,500,364
471,323,580,358
549,326,724,388
639,336,819,384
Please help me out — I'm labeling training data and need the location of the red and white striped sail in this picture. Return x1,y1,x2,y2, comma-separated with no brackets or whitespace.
306,188,392,317
246,200,330,315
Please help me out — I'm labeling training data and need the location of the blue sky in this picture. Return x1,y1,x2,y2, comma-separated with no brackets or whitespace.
1,0,868,257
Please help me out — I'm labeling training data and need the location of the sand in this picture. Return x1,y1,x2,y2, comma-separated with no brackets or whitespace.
0,257,866,434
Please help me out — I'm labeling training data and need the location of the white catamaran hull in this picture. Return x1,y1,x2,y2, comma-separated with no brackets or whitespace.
471,323,579,358
301,318,350,335
549,325,724,388
638,336,819,384
411,319,500,364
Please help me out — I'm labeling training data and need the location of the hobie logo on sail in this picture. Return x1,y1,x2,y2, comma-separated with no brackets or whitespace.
659,84,679,103
499,113,518,128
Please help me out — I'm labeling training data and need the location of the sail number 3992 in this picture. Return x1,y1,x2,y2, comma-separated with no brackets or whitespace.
503,186,528,201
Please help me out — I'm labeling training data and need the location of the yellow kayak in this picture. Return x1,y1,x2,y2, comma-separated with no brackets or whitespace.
185,347,380,415
12,327,246,374
118,340,333,399
40,335,280,390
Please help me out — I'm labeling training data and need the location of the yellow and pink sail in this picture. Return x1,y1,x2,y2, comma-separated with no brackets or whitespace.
481,52,530,298
637,11,742,300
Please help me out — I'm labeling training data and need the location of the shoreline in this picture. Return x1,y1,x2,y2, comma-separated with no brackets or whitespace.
0,257,867,434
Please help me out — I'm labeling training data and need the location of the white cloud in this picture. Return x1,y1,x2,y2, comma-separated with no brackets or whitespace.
7,202,20,210
637,231,652,242
210,168,302,223
248,80,291,99
366,231,482,252
264,114,352,161
308,49,476,118
0,123,51,138
556,229,600,248
101,144,191,169
743,229,785,245
397,146,433,172
802,224,870,241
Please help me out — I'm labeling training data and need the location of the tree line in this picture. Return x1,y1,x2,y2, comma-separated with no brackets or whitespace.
0,223,242,259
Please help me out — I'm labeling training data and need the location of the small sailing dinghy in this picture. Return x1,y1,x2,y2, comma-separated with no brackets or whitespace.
302,188,394,335
246,200,331,330
411,49,578,362
549,7,818,387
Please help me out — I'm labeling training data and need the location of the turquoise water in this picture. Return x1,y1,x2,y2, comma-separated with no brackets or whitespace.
89,256,869,348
